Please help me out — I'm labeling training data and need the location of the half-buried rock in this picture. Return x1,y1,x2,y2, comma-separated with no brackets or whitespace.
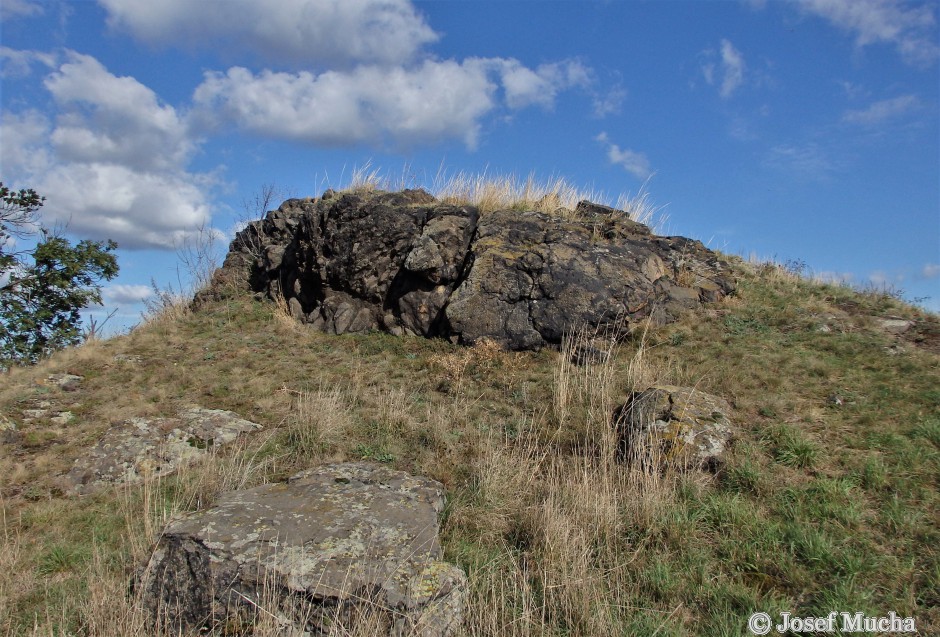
138,462,466,637
614,385,734,470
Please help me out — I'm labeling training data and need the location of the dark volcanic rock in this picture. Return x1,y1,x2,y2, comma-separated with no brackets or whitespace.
202,189,735,350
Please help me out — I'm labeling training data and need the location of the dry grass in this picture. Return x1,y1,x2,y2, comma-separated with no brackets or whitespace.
439,326,688,636
344,163,665,229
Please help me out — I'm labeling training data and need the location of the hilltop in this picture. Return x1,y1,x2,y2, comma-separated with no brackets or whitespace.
1,183,938,636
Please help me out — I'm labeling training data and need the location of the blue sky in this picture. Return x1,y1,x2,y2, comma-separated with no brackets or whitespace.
1,0,938,331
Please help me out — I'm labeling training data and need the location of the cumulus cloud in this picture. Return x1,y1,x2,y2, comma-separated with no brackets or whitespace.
193,57,590,149
98,0,439,69
5,51,216,250
498,59,591,110
36,163,213,249
44,52,196,171
595,132,652,180
0,109,54,180
101,283,153,305
796,0,939,66
701,39,746,98
842,94,921,125
193,61,495,148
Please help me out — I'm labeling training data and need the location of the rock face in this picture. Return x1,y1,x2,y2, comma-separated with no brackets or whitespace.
614,385,734,470
61,408,262,495
201,189,735,350
138,462,466,637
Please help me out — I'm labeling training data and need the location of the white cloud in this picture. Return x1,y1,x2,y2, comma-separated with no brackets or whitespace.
0,109,54,181
765,143,841,178
595,132,652,180
921,263,940,279
44,52,196,171
0,0,43,20
592,85,626,118
796,0,939,66
814,271,856,285
37,162,213,250
701,39,746,98
193,57,590,149
98,0,439,68
5,52,217,250
867,270,905,288
843,94,921,125
0,46,56,78
193,61,496,148
838,80,868,99
498,59,591,110
102,283,153,305
719,40,746,98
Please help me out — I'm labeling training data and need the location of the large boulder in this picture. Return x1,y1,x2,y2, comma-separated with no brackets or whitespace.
61,408,262,495
614,385,734,470
138,462,466,637
201,189,735,350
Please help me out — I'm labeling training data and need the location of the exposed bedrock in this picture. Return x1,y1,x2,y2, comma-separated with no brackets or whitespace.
200,189,735,350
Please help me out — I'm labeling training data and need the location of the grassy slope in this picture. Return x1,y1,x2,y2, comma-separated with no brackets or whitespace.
1,255,938,636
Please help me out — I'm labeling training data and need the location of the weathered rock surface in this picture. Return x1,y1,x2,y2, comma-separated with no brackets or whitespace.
61,408,262,494
138,462,466,637
614,385,734,470
200,189,735,350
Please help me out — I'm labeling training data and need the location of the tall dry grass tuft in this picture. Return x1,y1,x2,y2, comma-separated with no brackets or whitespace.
285,386,355,462
173,433,280,512
337,163,666,230
432,170,597,217
270,287,303,333
456,322,681,635
141,276,192,327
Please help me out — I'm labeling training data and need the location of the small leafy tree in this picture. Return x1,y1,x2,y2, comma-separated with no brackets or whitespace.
1,182,119,367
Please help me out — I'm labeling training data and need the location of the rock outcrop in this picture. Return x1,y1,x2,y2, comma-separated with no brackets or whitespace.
614,385,734,470
202,189,735,350
61,408,262,495
138,462,466,637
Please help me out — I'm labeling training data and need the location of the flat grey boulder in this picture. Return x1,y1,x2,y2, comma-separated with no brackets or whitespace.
614,385,734,470
138,462,466,636
61,408,262,495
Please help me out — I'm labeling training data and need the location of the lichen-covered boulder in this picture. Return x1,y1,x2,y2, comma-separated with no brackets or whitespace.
137,462,466,637
61,408,262,494
614,385,734,470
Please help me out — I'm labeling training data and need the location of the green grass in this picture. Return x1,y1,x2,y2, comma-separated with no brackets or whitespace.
0,254,938,635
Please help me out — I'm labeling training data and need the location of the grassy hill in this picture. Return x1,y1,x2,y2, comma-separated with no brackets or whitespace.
1,185,938,635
